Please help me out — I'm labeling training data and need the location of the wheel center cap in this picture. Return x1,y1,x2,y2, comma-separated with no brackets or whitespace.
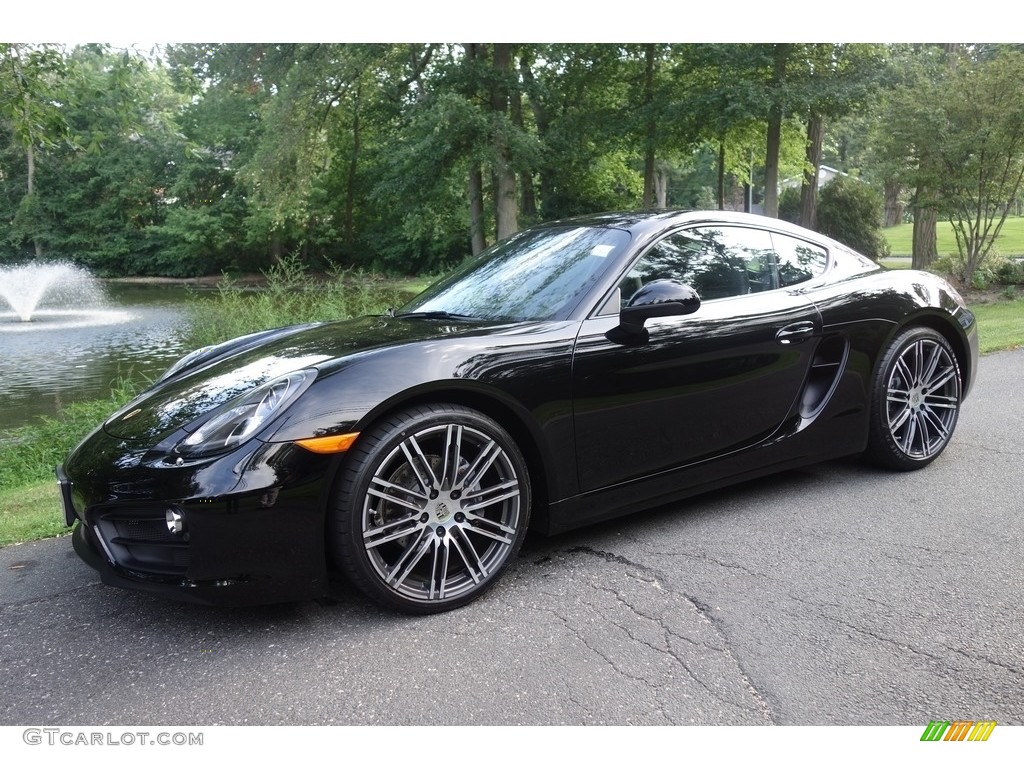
435,501,452,522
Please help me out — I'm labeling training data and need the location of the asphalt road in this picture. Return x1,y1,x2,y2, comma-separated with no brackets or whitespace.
1,349,1021,726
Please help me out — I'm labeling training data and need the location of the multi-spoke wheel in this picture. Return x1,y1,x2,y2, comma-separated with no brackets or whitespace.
865,327,962,471
330,404,530,613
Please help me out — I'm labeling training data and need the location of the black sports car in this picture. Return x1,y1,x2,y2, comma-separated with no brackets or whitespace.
58,210,979,613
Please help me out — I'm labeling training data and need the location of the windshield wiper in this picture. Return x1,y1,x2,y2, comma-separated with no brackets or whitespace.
394,310,480,321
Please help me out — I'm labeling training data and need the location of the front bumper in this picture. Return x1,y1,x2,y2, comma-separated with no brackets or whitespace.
58,439,337,606
70,519,325,606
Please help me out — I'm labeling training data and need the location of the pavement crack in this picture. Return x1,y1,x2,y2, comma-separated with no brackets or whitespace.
527,603,664,690
645,547,774,581
683,594,776,725
0,581,101,613
846,534,974,562
788,607,943,663
588,585,752,718
939,644,1024,678
562,545,655,573
956,441,1024,457
558,543,776,724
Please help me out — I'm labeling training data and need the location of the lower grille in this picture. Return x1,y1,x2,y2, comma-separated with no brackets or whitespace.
116,518,174,543
92,508,190,576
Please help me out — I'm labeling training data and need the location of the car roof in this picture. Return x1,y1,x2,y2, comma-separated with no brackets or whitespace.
544,209,834,244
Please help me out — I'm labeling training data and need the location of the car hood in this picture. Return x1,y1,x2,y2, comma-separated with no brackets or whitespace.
102,315,514,443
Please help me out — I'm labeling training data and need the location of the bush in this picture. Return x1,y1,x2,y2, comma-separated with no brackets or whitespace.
932,250,1022,289
815,176,890,261
995,258,1024,285
778,187,801,224
185,254,413,348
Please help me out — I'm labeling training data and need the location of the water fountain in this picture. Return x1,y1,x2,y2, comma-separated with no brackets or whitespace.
0,261,193,432
0,262,131,330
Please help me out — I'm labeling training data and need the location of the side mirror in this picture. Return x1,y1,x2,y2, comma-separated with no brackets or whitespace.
619,278,701,332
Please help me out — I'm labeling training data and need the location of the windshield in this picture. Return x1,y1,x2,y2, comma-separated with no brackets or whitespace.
400,225,631,322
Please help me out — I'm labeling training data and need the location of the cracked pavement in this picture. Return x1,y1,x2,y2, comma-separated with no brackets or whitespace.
2,349,1022,725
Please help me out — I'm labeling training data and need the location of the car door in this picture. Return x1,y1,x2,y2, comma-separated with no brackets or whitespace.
571,224,824,493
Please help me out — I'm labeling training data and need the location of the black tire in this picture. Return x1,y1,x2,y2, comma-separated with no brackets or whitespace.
330,404,531,614
864,326,962,471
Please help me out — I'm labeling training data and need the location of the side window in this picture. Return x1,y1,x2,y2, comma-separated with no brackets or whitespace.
770,233,828,287
618,226,775,306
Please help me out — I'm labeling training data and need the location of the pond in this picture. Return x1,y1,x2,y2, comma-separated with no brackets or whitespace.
0,283,204,433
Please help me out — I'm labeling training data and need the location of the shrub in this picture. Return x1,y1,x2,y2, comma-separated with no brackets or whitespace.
933,249,1019,288
815,176,890,261
185,254,412,348
778,187,801,224
995,258,1024,285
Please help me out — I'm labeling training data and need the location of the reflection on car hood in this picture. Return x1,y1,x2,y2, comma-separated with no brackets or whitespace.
102,315,504,442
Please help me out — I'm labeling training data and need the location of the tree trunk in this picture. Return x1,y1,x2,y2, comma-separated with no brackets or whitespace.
717,139,726,210
519,53,554,218
343,84,361,253
642,44,657,209
912,199,938,270
763,44,790,219
468,165,485,256
26,142,34,197
883,179,903,227
490,43,517,240
25,144,43,258
800,114,824,229
509,67,535,218
764,118,782,218
655,166,668,208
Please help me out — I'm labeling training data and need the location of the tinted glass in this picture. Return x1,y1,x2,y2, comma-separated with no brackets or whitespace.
619,226,775,305
770,233,828,287
401,226,630,322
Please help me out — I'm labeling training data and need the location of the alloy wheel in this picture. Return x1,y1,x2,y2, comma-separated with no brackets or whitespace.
884,335,961,461
358,421,524,605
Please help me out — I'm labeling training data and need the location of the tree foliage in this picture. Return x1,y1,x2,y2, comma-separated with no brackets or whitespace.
816,176,890,260
1,42,1020,278
871,45,1024,280
934,50,1024,282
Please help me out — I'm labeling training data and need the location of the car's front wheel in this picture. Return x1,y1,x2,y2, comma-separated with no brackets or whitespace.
330,404,530,613
865,326,962,471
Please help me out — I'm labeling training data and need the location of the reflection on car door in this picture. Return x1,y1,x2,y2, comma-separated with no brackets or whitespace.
571,226,823,493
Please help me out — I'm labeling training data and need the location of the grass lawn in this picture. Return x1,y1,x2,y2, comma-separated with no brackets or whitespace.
0,481,65,547
883,217,1024,257
972,298,1024,354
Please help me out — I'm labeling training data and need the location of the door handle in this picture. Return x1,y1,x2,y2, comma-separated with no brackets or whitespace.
776,322,815,345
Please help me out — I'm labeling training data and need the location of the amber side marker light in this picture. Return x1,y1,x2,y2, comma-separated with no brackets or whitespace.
295,433,360,454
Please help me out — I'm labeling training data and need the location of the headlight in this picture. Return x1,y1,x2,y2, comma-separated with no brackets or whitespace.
171,369,317,460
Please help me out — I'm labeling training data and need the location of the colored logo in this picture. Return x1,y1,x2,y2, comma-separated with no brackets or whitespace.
920,720,996,742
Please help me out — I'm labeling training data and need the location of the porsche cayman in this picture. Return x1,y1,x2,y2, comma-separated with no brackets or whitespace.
58,210,979,613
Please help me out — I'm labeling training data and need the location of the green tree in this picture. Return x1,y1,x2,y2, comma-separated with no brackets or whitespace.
934,49,1024,283
796,44,886,229
874,45,952,268
816,176,890,260
40,46,185,274
878,46,1024,279
678,44,808,216
522,44,643,219
0,43,74,257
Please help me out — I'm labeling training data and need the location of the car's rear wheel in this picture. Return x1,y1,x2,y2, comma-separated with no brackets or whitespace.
330,404,530,613
865,327,962,471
